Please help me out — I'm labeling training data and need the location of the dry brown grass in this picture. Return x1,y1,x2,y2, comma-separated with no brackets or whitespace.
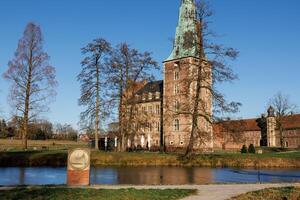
231,187,300,200
91,151,300,168
0,139,88,151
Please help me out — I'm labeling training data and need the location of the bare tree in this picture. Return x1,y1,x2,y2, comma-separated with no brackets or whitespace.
107,43,159,152
3,22,57,149
165,0,240,157
78,38,111,150
269,92,297,148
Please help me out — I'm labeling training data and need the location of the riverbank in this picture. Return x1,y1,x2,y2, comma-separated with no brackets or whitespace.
0,150,299,168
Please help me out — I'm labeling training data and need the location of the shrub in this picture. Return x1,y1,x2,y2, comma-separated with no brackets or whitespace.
248,144,256,154
241,145,248,154
136,145,143,152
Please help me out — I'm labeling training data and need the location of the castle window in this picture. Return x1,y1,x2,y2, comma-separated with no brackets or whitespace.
174,100,180,112
170,141,174,145
174,84,180,95
173,119,180,131
155,121,160,132
149,122,152,132
174,71,179,80
180,141,184,146
148,106,153,114
156,105,160,115
142,106,146,114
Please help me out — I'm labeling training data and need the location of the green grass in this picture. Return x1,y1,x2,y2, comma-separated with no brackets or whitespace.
0,187,196,200
231,187,300,200
0,150,67,167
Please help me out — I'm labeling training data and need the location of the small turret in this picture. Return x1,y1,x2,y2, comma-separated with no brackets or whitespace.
267,106,275,117
266,106,276,147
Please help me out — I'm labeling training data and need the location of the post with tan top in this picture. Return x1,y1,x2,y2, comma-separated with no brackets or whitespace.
67,148,90,186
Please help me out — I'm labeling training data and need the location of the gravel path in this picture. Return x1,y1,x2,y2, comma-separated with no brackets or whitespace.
88,183,296,200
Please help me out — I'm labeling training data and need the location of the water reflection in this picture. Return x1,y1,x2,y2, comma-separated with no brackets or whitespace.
90,167,214,185
0,167,299,186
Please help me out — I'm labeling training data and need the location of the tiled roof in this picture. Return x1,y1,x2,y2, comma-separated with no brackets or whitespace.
213,118,261,133
281,114,300,129
136,80,163,95
213,114,300,134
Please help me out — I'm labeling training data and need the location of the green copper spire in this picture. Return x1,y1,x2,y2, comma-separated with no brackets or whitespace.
166,0,199,61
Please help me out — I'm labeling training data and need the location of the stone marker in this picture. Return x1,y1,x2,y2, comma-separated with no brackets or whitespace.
67,148,90,186
257,150,263,154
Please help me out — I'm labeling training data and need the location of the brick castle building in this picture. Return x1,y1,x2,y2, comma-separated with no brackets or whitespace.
121,0,300,152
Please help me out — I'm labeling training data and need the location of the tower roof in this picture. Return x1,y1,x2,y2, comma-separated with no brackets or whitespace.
166,0,199,61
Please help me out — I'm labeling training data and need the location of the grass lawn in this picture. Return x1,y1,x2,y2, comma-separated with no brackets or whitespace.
0,188,196,200
0,139,88,151
231,187,300,200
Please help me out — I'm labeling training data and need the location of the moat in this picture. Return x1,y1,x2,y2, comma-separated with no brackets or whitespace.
0,167,299,186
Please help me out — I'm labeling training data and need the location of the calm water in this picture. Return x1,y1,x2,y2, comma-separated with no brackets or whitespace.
0,167,299,186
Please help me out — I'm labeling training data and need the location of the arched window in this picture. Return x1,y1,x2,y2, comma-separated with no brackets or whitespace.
156,105,160,115
174,100,180,112
174,84,180,95
174,71,179,80
173,119,180,131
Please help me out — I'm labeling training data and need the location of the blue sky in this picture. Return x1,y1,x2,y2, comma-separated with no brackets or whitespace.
0,0,300,128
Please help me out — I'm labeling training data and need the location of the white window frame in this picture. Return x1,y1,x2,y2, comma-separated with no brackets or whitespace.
174,71,179,81
173,119,180,132
174,84,179,95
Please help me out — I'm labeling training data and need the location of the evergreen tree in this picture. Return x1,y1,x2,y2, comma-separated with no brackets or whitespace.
241,145,248,154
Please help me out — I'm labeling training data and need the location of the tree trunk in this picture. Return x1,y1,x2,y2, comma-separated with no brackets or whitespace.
95,59,100,150
280,126,284,149
23,42,34,150
185,62,203,157
118,67,124,152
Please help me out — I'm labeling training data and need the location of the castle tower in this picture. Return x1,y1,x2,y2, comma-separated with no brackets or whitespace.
163,0,213,151
267,106,277,147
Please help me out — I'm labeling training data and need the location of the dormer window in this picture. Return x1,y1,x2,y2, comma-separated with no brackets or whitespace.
155,92,160,99
142,94,146,101
148,93,152,100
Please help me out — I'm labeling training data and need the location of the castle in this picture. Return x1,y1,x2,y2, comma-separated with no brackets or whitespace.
119,0,300,152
